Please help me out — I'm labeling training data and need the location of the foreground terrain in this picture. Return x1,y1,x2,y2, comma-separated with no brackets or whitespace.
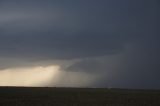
0,87,160,106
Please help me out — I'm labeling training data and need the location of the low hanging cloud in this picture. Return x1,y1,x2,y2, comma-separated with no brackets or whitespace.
0,0,159,88
66,40,160,89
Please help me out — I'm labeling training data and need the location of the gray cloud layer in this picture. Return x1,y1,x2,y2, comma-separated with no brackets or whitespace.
0,0,159,88
0,0,157,60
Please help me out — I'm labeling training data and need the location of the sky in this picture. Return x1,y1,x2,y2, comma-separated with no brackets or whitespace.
0,0,159,89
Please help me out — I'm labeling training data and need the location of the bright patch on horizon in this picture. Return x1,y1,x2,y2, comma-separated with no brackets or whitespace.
0,65,60,86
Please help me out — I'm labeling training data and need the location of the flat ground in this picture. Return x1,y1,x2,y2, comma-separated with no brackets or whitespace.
0,87,160,106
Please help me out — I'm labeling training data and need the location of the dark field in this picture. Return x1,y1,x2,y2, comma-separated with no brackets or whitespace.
0,87,160,106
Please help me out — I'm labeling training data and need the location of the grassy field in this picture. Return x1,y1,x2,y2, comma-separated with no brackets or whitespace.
0,87,160,106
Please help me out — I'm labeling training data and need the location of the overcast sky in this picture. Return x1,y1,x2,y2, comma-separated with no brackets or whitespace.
0,0,159,89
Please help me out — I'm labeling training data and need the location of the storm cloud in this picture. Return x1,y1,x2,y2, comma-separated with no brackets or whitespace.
0,0,159,89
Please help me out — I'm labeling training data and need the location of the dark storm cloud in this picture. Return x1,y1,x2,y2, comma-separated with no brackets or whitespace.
0,32,128,60
0,0,159,88
0,0,157,61
67,35,160,89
